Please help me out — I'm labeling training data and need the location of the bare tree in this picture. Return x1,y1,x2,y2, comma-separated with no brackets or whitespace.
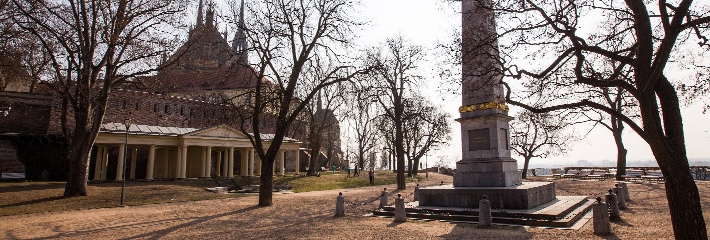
476,0,710,237
10,0,187,197
363,36,424,190
401,95,451,177
511,110,575,179
238,0,368,206
304,81,346,176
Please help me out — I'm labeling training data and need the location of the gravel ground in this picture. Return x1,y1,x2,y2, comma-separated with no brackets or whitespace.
1,173,709,239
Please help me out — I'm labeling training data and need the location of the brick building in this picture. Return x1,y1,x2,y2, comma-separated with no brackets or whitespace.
0,0,342,180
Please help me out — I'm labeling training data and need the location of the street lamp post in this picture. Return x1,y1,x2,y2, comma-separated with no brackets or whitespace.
120,118,131,205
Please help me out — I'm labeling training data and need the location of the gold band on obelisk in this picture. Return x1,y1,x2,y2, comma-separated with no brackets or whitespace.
458,102,509,113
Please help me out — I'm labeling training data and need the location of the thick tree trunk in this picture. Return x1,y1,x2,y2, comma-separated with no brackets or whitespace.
258,157,274,206
307,143,321,176
659,153,706,239
521,156,531,179
644,78,707,239
63,133,92,197
613,124,627,181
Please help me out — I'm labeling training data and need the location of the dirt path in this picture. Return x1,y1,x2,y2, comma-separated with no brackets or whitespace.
1,173,704,239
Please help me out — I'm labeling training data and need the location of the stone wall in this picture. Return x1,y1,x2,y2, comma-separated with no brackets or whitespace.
0,138,23,174
0,92,54,134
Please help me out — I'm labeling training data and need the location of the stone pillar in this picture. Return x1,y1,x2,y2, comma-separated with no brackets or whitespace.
93,147,104,181
478,195,492,228
101,147,109,180
129,148,137,179
228,147,235,177
294,150,300,175
200,148,207,178
593,197,612,234
175,147,182,178
414,184,420,201
335,192,345,217
278,150,285,176
240,149,248,176
181,146,188,178
248,149,254,176
380,188,389,208
146,145,156,180
116,144,126,182
619,181,630,201
606,189,620,220
163,148,169,178
206,147,212,178
614,184,626,209
394,194,407,222
217,150,223,177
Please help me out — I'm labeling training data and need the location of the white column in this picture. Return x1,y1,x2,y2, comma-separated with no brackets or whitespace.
146,145,156,180
200,147,207,178
180,145,188,178
240,149,248,176
216,150,223,177
221,151,228,177
228,147,235,177
278,150,285,176
129,148,137,179
116,144,126,182
93,147,104,181
101,147,109,180
295,150,300,175
206,147,212,178
248,149,254,176
163,148,169,178
175,146,182,178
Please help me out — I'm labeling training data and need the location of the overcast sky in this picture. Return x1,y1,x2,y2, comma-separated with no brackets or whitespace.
355,0,710,168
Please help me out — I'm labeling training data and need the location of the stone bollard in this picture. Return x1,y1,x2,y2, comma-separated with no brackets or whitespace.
478,195,492,228
335,192,345,217
619,181,630,201
605,189,621,220
380,188,389,208
394,194,407,222
414,184,420,201
614,184,626,209
592,197,613,234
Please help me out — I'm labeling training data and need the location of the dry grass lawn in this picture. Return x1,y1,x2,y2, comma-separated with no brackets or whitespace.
1,172,710,239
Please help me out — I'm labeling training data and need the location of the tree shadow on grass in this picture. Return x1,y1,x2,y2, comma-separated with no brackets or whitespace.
33,205,263,240
0,196,66,208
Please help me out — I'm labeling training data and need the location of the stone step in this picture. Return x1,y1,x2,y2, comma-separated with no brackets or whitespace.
373,197,594,228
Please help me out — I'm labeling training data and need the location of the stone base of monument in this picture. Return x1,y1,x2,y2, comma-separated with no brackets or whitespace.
372,195,594,228
418,182,556,209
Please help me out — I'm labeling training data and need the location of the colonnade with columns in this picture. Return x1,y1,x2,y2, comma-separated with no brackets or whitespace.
91,144,301,181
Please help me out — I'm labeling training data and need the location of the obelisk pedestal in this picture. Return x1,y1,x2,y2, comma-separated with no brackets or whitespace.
418,0,556,210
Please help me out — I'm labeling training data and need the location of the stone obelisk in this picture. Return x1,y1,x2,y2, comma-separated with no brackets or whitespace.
417,0,555,210
454,0,521,187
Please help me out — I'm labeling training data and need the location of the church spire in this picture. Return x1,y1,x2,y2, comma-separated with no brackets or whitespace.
196,0,204,27
206,1,215,27
232,0,248,64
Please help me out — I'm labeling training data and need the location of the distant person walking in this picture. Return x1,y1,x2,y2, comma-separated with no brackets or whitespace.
347,167,351,178
368,170,374,185
354,166,360,177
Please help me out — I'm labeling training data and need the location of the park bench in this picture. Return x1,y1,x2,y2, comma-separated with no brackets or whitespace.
621,169,644,182
552,169,563,178
642,170,665,182
1,172,25,181
584,169,607,180
562,169,579,178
